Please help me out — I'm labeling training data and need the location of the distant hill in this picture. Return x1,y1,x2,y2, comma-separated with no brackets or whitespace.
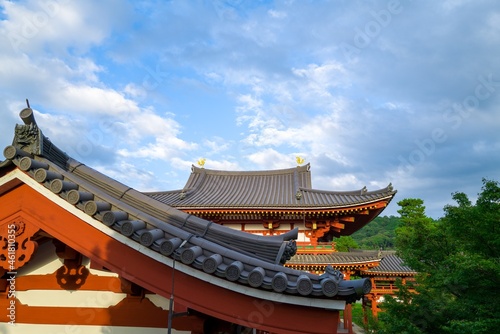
350,215,401,250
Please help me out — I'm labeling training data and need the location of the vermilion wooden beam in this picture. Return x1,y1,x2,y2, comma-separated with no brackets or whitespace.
331,221,345,229
1,296,170,328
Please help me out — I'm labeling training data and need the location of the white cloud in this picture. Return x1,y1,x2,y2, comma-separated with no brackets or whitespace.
268,10,286,19
202,137,231,154
472,140,500,153
123,83,148,99
245,148,297,170
1,0,132,54
483,12,500,44
201,159,241,171
0,1,195,169
315,173,363,191
292,62,347,92
1,0,499,218
55,85,141,115
441,0,475,12
94,160,157,191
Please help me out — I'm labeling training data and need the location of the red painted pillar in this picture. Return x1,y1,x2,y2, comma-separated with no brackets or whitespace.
343,304,353,333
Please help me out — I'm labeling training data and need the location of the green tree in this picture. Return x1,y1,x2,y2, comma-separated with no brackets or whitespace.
351,215,401,249
334,236,359,252
378,179,500,334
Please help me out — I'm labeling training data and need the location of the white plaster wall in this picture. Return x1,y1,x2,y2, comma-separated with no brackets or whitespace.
16,290,127,308
16,241,62,276
274,223,293,231
297,231,310,243
146,293,170,310
17,241,119,278
242,223,265,231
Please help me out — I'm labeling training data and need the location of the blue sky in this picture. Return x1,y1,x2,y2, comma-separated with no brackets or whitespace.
1,0,499,218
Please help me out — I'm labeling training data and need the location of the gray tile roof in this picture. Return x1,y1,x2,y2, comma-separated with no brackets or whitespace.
364,253,417,275
288,251,380,265
145,164,396,209
287,250,416,276
1,106,374,303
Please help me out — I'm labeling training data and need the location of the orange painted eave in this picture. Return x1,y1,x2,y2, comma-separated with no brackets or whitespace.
180,199,392,216
0,180,340,334
180,199,392,237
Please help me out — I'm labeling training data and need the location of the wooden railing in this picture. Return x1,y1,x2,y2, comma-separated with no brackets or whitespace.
371,282,416,294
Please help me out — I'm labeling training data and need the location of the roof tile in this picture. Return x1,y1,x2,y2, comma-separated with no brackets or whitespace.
145,164,396,209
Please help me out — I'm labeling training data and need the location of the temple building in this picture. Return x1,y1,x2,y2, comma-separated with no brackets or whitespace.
1,106,377,334
145,161,415,328
145,163,396,244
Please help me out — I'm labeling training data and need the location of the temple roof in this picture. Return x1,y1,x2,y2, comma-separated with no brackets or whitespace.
287,250,416,275
288,250,380,266
363,252,417,276
0,106,372,304
145,164,396,210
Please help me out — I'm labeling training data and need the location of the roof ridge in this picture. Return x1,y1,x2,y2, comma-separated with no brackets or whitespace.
300,183,396,196
190,163,310,176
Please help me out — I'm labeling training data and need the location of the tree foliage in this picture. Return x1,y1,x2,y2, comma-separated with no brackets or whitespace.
379,179,500,334
351,215,401,249
334,236,359,252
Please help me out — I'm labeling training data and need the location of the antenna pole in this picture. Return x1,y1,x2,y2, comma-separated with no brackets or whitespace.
167,239,187,334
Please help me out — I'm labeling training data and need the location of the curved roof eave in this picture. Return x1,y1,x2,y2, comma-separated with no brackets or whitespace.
145,182,397,210
172,195,395,210
0,106,373,304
